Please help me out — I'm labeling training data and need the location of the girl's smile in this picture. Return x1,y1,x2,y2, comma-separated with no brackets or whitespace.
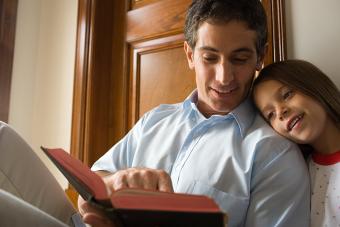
253,79,329,146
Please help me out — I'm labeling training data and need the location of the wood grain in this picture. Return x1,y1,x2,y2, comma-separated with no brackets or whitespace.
127,0,192,43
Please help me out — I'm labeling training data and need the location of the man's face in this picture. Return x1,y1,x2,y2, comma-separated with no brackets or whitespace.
184,21,263,117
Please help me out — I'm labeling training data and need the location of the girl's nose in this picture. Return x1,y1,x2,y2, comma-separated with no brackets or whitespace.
278,107,289,120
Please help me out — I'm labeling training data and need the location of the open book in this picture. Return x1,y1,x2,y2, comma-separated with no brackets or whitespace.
41,147,227,227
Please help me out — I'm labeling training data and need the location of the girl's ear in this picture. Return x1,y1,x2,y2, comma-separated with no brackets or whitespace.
184,41,195,69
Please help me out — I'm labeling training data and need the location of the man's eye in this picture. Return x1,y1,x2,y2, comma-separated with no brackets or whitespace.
203,56,217,62
232,58,248,64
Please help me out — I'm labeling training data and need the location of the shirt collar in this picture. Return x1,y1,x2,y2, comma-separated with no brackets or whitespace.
183,90,197,110
183,90,256,136
229,98,256,137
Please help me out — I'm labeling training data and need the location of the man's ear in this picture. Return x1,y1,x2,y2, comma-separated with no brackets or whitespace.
184,41,195,69
255,43,269,71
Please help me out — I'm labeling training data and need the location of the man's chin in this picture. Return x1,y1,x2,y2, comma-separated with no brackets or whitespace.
209,105,233,116
212,101,240,114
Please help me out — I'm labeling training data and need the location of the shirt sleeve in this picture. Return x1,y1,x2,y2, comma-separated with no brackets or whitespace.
91,112,148,173
245,138,310,227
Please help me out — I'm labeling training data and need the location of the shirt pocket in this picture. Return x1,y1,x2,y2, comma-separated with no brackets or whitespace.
191,180,249,227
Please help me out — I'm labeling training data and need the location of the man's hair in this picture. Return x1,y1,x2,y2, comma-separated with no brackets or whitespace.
253,59,340,126
184,0,268,55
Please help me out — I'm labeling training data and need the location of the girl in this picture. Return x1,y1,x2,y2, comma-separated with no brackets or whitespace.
252,59,340,226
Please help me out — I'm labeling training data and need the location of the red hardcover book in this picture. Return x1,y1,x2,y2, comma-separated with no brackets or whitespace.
41,147,227,227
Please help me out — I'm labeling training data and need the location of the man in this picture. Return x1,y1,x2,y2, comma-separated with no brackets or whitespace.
79,0,310,226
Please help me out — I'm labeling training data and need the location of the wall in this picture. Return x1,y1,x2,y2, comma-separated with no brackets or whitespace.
9,0,78,189
285,0,340,87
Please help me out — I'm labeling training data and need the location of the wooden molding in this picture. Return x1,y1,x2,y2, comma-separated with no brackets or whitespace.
67,0,93,207
262,0,287,65
71,0,128,165
65,186,79,209
0,0,18,122
70,0,93,164
130,0,160,10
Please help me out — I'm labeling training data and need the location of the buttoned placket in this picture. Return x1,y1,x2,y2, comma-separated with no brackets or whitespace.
170,113,226,190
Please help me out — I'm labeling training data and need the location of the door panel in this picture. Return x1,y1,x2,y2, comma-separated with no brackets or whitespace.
127,0,193,126
129,34,195,126
138,45,194,118
127,0,190,43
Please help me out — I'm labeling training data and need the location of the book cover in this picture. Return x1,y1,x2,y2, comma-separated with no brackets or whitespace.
41,147,227,227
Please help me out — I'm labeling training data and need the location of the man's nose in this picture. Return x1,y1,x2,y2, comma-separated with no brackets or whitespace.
216,62,234,85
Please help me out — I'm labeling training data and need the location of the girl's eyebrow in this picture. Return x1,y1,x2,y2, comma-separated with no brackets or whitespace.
257,84,286,113
259,105,270,115
278,85,290,93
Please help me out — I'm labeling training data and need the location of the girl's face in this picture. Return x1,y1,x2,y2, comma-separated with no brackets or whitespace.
253,79,328,144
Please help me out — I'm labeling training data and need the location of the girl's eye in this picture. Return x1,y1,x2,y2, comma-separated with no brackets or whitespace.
266,112,274,121
282,89,294,100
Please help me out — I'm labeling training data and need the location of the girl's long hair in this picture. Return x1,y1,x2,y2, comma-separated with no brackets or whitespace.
253,59,340,126
253,59,340,157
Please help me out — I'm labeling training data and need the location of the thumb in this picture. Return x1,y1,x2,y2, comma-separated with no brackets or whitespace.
83,213,116,227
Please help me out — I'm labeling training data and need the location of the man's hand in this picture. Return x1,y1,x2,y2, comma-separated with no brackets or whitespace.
78,197,118,227
78,167,173,226
102,167,173,194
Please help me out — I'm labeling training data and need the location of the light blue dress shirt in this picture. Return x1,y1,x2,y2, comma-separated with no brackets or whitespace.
92,91,310,227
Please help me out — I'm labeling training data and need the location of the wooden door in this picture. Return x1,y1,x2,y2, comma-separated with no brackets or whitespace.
70,0,194,167
126,0,195,127
67,0,286,207
70,0,286,166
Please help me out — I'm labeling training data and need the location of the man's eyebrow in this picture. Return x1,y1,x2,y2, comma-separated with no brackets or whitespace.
197,46,218,52
232,47,255,54
197,46,255,54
